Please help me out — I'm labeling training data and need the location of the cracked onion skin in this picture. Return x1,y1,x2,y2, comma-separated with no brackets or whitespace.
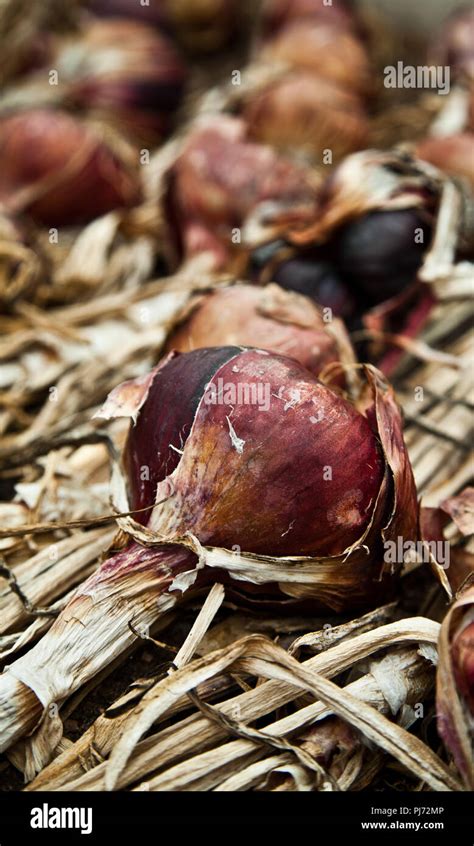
0,109,140,225
164,284,351,381
127,348,385,557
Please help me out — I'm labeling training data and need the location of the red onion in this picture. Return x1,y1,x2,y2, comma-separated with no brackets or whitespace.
250,244,356,319
333,209,433,303
164,283,354,381
0,19,188,144
0,347,418,755
118,347,416,563
0,109,140,225
164,115,320,267
242,71,368,160
259,20,371,96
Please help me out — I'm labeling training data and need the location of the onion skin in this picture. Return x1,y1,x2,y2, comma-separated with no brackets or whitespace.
122,346,241,520
1,19,188,144
416,134,474,190
334,209,433,303
266,251,356,319
113,347,419,567
0,109,140,225
57,19,187,142
243,71,368,160
437,586,474,789
165,115,319,267
164,283,353,381
260,20,372,96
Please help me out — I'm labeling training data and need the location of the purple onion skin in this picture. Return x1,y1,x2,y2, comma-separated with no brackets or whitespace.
273,256,356,319
250,242,356,319
334,209,432,303
126,348,386,557
125,347,241,520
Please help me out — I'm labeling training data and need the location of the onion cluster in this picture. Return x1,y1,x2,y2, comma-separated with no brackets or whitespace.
239,0,371,161
0,18,188,144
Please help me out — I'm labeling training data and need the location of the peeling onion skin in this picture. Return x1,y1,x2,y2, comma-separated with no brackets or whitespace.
124,346,240,520
125,348,386,557
164,284,352,380
0,109,140,225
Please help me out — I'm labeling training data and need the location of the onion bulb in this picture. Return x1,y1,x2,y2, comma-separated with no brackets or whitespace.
164,283,355,380
0,109,140,225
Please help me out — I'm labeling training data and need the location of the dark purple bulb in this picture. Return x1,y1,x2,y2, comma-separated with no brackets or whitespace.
334,209,432,303
272,255,356,319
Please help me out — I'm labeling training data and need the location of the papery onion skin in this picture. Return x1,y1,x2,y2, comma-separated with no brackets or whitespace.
0,109,140,225
123,346,241,520
164,283,351,380
125,348,386,558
